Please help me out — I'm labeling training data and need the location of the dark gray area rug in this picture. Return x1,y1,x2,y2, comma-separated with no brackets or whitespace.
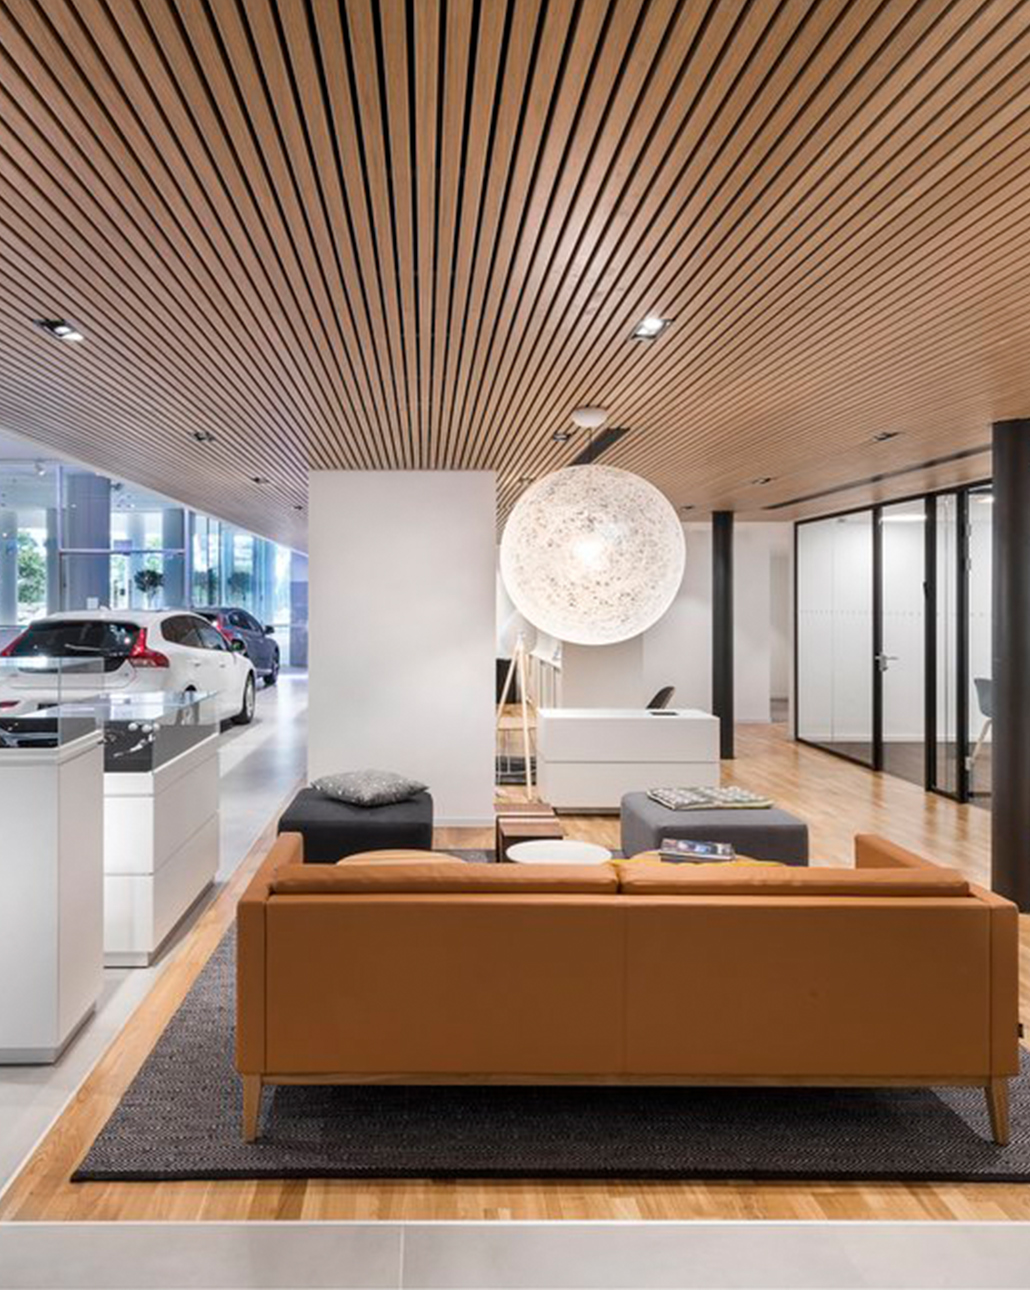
75,928,1030,1183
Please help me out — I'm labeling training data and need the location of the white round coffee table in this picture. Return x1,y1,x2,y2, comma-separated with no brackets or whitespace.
506,839,612,865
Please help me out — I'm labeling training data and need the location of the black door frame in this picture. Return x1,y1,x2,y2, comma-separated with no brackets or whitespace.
794,478,989,801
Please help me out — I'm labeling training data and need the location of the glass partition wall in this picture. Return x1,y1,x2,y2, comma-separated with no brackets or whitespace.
796,481,991,806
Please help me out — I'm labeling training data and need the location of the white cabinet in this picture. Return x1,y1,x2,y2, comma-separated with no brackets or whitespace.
103,733,220,966
0,731,104,1063
536,708,720,811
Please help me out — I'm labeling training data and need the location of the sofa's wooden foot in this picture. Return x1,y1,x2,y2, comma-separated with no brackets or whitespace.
987,1077,1010,1146
243,1075,262,1142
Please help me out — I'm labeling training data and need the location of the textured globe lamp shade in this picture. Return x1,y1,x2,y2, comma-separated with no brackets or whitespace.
500,464,686,646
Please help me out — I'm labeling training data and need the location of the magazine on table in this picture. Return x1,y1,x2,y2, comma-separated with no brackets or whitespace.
658,837,737,864
648,786,773,811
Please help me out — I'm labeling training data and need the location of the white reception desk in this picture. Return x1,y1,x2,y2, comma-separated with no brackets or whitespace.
536,707,720,811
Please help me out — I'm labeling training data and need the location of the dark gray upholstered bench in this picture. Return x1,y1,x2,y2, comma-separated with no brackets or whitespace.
620,792,809,865
277,788,434,863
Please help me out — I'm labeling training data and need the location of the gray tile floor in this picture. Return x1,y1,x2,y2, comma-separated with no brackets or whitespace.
0,671,308,1195
3,1219,1030,1288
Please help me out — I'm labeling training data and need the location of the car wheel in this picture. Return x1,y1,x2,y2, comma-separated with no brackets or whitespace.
233,673,256,726
264,650,279,687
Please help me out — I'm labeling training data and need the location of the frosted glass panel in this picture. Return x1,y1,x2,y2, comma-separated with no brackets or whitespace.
968,488,992,799
797,514,873,764
880,500,925,786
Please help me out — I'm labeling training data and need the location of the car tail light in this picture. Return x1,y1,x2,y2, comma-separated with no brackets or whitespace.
0,632,26,657
128,627,169,669
0,700,18,709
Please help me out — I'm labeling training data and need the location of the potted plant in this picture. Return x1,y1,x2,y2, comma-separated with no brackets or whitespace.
133,567,165,609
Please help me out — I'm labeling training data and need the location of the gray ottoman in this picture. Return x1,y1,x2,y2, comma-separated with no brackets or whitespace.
620,792,809,865
278,788,434,863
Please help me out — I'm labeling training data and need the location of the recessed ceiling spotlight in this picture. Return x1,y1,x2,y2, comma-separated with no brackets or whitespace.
751,476,774,486
517,475,535,485
553,429,572,443
632,314,669,340
570,406,608,429
192,429,218,443
872,430,902,443
35,319,84,342
250,475,271,485
679,503,695,512
292,503,304,511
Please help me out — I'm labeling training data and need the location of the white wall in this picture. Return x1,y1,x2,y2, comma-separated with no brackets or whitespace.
552,522,790,721
308,471,496,826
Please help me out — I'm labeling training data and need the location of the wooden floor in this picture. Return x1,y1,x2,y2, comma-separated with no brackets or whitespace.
2,720,1027,1223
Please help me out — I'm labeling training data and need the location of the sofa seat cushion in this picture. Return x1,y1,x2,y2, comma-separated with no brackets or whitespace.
617,863,970,897
271,861,619,895
337,850,464,865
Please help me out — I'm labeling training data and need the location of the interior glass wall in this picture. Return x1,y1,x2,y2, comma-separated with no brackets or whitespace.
796,480,992,807
796,513,874,765
968,486,993,800
880,500,926,787
934,493,960,796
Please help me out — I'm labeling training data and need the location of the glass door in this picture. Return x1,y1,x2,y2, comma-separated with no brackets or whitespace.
796,512,875,766
878,500,927,786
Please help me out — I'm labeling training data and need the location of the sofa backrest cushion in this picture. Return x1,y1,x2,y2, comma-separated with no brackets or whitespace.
271,861,619,895
617,863,970,897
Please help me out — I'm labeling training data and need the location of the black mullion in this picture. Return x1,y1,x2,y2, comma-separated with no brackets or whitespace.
924,493,937,793
956,488,971,803
872,504,884,773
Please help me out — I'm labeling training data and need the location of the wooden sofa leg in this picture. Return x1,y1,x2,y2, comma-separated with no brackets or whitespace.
243,1075,262,1142
987,1078,1010,1146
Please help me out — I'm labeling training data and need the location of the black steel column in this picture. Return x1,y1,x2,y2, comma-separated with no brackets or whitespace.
991,419,1030,908
712,511,734,760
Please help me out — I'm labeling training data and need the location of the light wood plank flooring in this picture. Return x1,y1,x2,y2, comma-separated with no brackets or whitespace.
1,721,1025,1223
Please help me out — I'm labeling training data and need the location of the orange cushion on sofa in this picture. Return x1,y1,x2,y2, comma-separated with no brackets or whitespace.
271,861,620,895
617,863,970,897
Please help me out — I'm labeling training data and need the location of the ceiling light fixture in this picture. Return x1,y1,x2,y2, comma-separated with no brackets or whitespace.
680,503,695,512
552,429,572,443
250,475,270,485
751,476,774,486
35,319,84,342
192,429,217,443
632,315,669,340
500,465,685,646
872,431,902,443
570,406,608,430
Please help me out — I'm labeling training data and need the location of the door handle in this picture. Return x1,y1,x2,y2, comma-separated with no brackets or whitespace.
875,653,899,672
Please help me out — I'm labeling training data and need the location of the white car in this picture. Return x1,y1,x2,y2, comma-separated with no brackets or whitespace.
0,609,256,725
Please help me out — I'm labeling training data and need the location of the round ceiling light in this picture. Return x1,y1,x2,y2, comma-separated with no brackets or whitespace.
500,464,685,646
570,406,609,430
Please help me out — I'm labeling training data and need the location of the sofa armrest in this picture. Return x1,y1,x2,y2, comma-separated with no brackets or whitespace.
236,832,304,1074
854,835,934,871
968,881,1021,1077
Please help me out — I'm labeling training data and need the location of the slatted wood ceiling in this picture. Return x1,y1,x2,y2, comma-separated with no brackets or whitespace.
0,0,1028,549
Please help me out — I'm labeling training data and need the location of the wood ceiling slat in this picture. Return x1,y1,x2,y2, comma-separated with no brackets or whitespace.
0,0,1027,544
487,0,946,477
0,0,351,486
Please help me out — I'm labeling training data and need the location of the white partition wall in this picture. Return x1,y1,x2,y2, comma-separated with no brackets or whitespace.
308,471,496,826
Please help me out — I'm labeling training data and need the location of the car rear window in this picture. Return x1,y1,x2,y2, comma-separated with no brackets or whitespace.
7,621,140,667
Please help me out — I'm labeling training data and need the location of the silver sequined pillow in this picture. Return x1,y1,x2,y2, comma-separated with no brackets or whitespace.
311,769,427,807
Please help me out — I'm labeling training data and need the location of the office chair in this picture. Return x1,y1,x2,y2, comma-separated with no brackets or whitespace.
971,677,992,768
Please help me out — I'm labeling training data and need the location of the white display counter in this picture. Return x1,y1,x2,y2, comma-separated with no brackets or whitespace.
536,707,720,811
104,731,220,967
0,729,105,1063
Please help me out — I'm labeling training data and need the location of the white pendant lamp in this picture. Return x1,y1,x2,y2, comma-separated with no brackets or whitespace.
500,447,686,646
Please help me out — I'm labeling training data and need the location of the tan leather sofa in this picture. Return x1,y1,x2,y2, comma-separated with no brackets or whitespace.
236,833,1019,1144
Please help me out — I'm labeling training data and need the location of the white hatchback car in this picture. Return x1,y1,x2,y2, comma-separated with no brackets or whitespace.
0,609,256,725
